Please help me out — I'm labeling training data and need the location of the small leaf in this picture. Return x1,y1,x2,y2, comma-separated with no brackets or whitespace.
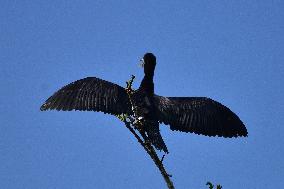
206,182,214,189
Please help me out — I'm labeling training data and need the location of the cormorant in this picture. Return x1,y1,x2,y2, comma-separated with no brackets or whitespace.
40,53,248,153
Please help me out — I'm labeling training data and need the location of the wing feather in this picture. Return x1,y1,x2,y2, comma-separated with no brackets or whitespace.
40,77,132,115
153,95,247,137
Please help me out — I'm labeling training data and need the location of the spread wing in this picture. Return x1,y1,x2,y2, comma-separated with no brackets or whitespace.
153,95,247,137
40,77,132,115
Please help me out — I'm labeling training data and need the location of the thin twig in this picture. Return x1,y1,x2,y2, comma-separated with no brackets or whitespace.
119,75,175,189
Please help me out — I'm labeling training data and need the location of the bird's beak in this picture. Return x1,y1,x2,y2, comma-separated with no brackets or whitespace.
139,58,145,67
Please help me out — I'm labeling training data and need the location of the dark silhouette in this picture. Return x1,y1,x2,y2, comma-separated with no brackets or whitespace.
41,53,248,153
207,182,222,189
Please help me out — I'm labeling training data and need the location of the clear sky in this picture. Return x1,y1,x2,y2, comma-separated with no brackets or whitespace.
1,1,284,188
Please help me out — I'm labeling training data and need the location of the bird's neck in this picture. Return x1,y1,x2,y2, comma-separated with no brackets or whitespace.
139,74,154,94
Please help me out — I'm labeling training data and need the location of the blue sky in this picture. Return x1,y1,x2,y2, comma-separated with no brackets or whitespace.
1,1,284,188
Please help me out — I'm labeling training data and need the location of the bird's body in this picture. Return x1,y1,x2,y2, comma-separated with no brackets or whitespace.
41,53,248,153
133,78,168,153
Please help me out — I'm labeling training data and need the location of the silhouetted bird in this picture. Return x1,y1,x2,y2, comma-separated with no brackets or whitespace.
40,53,248,153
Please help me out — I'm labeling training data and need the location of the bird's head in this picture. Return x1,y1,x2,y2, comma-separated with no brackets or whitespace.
140,53,156,76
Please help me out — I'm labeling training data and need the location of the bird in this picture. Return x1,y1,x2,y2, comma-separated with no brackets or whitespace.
40,53,248,153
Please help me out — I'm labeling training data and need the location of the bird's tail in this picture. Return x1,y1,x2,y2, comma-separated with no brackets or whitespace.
145,120,168,154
